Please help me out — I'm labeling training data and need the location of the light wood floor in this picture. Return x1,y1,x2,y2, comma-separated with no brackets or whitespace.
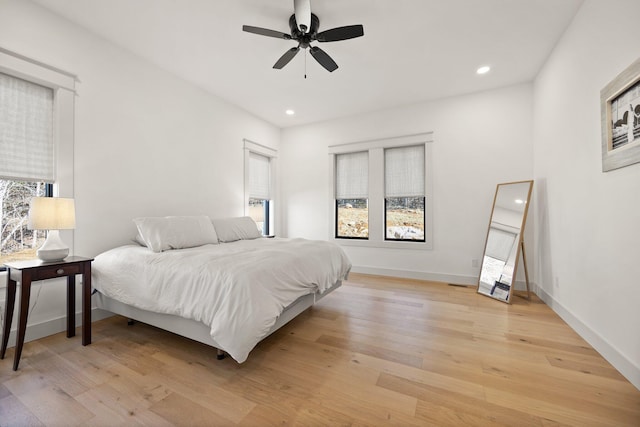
1,273,639,426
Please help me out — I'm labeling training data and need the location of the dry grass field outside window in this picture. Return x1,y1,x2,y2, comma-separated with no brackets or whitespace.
337,207,425,240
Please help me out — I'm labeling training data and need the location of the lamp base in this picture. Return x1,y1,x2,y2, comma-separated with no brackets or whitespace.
37,230,69,262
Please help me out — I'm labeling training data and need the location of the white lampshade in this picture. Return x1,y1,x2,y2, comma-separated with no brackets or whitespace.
28,197,75,262
28,197,76,230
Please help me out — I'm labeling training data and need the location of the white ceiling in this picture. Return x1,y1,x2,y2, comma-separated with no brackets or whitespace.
33,0,583,128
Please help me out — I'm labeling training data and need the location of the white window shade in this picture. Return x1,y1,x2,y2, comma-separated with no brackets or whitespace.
336,151,368,199
0,72,54,182
249,152,270,200
485,228,516,262
385,145,425,197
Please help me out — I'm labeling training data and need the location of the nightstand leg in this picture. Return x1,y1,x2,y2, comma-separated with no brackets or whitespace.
67,275,76,338
14,277,32,371
1,278,17,359
82,264,91,345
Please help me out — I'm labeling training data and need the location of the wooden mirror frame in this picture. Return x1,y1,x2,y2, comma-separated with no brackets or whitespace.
477,180,533,303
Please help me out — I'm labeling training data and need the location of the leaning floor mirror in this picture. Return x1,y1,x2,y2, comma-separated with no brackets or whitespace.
477,180,533,303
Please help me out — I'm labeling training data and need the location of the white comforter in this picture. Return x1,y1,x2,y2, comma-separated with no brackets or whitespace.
92,238,351,362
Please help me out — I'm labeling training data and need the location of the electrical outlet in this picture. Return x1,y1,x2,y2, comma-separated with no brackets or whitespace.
471,259,480,268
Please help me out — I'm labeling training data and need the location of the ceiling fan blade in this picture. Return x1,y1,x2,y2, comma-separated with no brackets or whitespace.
273,47,301,69
310,46,338,72
242,25,291,40
316,25,364,42
293,0,311,33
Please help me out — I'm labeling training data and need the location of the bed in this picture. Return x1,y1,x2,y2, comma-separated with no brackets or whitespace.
91,216,351,363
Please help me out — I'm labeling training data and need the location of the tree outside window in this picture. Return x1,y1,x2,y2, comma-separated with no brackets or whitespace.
0,180,51,264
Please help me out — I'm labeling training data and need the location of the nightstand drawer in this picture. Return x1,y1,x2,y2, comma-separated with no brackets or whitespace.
30,263,82,281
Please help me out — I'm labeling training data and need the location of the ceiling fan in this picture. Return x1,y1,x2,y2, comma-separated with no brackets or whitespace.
242,0,364,72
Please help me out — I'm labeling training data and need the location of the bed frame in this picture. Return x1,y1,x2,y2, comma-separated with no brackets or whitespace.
95,280,342,360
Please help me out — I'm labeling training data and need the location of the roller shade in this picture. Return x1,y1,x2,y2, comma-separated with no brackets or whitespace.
0,72,54,182
385,145,424,197
485,228,517,262
249,152,270,200
336,151,368,199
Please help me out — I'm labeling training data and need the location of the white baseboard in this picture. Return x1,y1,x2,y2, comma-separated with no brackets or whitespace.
350,265,477,286
350,266,533,291
533,283,640,391
1,308,113,350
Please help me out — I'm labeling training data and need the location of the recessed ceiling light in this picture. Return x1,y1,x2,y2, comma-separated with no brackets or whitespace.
476,65,491,75
285,109,295,115
515,199,524,204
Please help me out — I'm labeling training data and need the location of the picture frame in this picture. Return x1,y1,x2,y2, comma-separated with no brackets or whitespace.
601,57,640,172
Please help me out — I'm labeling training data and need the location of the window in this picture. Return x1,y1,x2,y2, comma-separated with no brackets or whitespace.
384,145,425,242
248,152,271,235
0,47,76,270
244,140,277,236
329,133,433,249
335,151,368,239
1,72,55,265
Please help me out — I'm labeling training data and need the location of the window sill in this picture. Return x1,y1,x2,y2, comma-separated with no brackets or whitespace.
332,238,433,251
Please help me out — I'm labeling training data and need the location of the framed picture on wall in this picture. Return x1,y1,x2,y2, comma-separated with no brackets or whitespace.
601,57,640,172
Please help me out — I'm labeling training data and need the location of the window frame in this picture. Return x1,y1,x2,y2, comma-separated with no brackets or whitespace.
0,47,76,282
334,150,369,239
244,139,277,236
328,133,434,250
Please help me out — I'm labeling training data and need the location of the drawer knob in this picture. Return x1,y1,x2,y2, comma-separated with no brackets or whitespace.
57,269,64,275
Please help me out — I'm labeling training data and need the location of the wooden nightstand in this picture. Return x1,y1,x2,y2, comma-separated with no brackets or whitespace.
0,256,93,370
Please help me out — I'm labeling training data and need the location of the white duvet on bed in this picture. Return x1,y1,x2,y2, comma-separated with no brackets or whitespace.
92,237,351,362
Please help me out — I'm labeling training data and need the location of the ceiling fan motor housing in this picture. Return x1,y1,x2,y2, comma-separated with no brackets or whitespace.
289,13,320,48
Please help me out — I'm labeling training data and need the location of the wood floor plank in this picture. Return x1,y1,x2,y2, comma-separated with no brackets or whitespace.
149,392,234,426
0,272,638,426
241,351,421,424
16,384,95,426
0,394,45,426
316,334,424,368
485,385,639,426
75,382,173,426
545,353,625,380
375,371,547,427
147,352,257,423
2,364,52,396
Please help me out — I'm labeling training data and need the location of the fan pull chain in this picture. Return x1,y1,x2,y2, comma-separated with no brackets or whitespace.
304,49,307,79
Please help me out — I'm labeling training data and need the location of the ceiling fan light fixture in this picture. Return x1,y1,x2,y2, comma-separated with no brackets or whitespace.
285,109,295,115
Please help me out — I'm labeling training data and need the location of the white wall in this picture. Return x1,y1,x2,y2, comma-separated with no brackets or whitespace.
533,0,640,388
280,83,534,284
0,0,279,340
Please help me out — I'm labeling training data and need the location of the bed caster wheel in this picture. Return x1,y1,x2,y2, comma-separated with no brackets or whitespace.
127,319,136,326
216,350,225,360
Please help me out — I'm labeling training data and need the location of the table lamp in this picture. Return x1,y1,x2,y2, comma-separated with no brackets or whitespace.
28,197,76,262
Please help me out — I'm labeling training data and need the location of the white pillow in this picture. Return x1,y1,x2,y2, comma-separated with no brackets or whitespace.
212,216,263,243
132,233,147,247
133,215,219,253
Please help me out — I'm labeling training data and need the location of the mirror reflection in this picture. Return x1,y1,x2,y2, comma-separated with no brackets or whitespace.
478,180,533,303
